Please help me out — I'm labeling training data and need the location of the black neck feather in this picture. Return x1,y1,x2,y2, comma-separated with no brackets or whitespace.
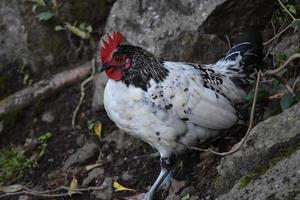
118,45,169,91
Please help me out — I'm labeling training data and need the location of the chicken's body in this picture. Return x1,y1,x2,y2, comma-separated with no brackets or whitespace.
99,32,263,200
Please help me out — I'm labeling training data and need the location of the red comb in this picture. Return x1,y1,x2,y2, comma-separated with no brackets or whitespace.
100,32,124,64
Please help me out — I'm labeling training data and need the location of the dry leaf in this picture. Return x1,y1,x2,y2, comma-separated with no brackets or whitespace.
0,184,24,193
94,121,102,139
113,181,135,192
68,177,78,196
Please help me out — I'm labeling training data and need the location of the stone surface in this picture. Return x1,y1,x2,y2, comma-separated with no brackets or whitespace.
63,142,99,170
214,102,300,196
92,73,108,112
82,167,105,186
201,0,276,35
92,177,113,200
216,150,300,200
102,129,134,151
105,0,228,62
41,111,55,123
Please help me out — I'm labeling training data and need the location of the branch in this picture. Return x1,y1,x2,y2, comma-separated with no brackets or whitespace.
0,62,92,118
263,0,298,46
277,0,296,21
178,71,262,156
263,53,300,75
0,185,105,198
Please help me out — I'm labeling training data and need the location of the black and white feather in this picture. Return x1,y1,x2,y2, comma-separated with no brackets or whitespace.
104,32,263,158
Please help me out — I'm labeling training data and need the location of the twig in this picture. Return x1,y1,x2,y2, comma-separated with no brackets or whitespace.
0,185,104,199
263,22,293,46
263,0,298,46
292,76,300,91
177,71,262,156
225,35,231,49
72,59,96,127
263,53,300,75
277,0,296,21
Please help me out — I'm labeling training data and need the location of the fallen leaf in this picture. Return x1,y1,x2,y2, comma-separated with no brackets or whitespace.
68,177,78,196
0,184,24,193
94,121,102,139
181,193,190,200
113,181,135,192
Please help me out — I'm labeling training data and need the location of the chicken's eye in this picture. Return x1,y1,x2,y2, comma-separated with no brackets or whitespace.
115,56,122,62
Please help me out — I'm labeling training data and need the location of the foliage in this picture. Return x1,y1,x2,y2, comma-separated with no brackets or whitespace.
0,147,28,184
0,132,52,184
28,0,93,40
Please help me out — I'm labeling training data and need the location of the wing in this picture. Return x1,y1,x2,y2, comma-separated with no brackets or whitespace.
145,61,238,130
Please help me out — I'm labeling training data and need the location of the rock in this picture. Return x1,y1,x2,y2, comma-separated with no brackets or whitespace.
269,29,300,60
92,73,108,112
201,0,276,35
92,177,113,200
165,194,181,200
82,167,105,186
102,129,134,151
121,171,133,182
63,142,99,170
41,111,55,123
105,0,228,62
215,150,300,200
214,102,300,196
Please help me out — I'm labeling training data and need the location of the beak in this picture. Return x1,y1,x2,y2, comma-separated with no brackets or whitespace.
98,63,110,73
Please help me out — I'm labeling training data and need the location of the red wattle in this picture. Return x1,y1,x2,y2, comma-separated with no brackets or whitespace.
105,66,122,81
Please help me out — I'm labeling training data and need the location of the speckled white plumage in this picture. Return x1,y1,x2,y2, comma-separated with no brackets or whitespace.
104,61,245,158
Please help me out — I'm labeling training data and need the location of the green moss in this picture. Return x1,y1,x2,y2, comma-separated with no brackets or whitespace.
239,145,300,188
0,147,29,184
285,191,299,200
212,176,222,190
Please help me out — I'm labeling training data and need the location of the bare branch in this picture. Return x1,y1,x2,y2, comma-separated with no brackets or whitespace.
0,62,92,118
0,185,105,198
263,53,300,75
277,0,296,21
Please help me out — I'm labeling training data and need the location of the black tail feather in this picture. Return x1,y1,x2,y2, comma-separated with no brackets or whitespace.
225,32,263,69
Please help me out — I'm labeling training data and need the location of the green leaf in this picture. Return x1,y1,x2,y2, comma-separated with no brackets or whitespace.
36,11,54,21
286,4,297,15
37,132,52,143
245,89,269,102
272,79,280,90
54,25,65,31
181,193,190,200
280,93,294,111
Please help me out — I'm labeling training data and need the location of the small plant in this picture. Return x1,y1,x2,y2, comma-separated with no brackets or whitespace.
28,0,93,40
0,147,29,184
0,132,52,184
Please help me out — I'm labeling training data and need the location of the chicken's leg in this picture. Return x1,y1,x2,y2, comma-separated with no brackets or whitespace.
143,156,176,200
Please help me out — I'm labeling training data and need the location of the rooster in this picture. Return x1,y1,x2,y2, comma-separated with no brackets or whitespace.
98,32,263,200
